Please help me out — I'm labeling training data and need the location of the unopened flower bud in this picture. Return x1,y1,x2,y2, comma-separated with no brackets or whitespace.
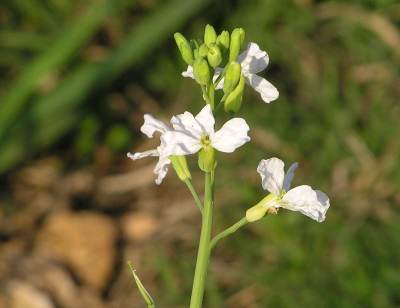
198,43,209,58
229,28,245,62
193,58,210,85
246,194,276,222
198,146,216,172
174,33,194,65
224,74,245,113
207,44,222,68
223,61,241,94
204,24,217,46
170,155,191,181
216,30,230,53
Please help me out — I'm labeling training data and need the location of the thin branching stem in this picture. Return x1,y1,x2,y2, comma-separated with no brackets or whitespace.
184,179,203,214
210,217,248,251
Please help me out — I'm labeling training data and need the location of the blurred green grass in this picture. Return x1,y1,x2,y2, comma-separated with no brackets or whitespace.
1,0,400,307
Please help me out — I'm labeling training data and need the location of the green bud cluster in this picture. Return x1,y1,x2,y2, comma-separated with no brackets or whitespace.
174,25,247,113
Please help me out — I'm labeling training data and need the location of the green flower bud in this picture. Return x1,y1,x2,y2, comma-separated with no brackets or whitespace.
174,32,194,65
193,58,210,85
198,43,209,58
170,155,191,181
223,61,241,94
207,44,222,68
224,74,245,113
198,146,216,172
246,194,276,222
229,28,245,62
216,30,230,53
204,24,217,46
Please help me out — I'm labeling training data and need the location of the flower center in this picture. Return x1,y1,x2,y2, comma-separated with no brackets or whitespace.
200,134,211,147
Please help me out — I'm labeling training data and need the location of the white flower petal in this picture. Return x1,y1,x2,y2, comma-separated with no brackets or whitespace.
141,114,170,138
161,130,202,156
127,149,158,160
238,42,269,74
194,105,215,136
171,111,203,139
246,74,279,103
182,65,194,79
171,105,216,139
257,157,285,195
211,118,250,153
154,155,170,185
283,162,299,192
282,185,330,222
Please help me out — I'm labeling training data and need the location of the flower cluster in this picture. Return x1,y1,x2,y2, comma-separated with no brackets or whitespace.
128,24,330,223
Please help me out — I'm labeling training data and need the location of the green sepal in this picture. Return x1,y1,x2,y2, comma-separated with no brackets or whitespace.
245,194,276,222
170,155,191,181
198,146,216,172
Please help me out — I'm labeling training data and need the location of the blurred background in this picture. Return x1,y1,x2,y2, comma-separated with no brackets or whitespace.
0,0,399,307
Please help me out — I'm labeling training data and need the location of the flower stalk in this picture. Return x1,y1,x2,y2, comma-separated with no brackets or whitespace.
210,217,248,251
184,179,203,214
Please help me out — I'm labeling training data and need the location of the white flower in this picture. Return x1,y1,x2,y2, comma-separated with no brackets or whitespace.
162,104,250,156
182,42,279,103
127,114,171,185
256,157,330,222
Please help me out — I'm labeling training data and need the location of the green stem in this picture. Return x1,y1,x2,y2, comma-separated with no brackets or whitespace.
210,217,248,251
201,84,211,106
184,179,203,214
207,83,215,110
189,171,214,308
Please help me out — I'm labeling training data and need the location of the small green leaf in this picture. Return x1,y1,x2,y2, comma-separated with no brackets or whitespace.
128,262,155,308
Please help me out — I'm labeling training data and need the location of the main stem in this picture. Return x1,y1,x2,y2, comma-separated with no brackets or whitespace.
189,171,214,308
